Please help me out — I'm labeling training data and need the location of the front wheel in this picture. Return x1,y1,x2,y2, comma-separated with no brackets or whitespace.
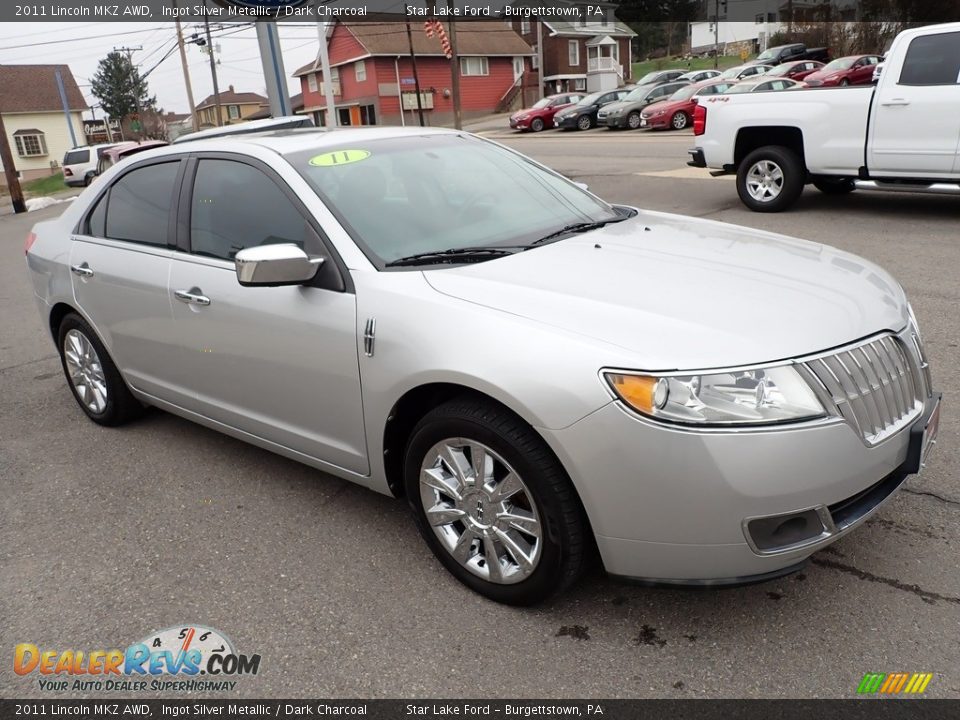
404,397,587,605
671,111,689,130
576,114,592,131
627,111,641,130
530,117,545,132
813,177,856,195
736,146,805,213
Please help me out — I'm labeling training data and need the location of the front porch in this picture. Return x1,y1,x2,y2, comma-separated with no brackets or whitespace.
586,35,623,92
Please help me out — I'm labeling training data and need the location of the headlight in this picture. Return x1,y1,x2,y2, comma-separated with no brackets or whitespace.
907,302,922,341
604,366,826,426
516,114,529,120
653,110,666,117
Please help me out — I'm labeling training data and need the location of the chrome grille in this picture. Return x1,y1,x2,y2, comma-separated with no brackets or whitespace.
803,335,923,446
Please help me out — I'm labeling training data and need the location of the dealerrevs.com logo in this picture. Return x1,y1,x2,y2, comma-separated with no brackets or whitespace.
14,625,260,692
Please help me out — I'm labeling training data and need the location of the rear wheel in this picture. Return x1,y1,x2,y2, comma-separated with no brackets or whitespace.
813,177,856,195
57,313,144,426
530,117,545,132
671,111,689,130
404,397,587,605
737,146,805,213
576,114,592,131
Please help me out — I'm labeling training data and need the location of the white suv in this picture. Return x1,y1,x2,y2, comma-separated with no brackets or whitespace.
62,144,116,187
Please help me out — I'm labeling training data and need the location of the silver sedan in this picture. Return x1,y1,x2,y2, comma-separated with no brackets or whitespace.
25,127,941,605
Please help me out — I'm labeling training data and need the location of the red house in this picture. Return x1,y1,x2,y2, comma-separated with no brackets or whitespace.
293,21,534,127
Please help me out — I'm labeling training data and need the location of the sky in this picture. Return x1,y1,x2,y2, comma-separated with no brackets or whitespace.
0,21,326,117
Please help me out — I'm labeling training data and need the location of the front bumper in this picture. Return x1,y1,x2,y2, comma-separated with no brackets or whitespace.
640,115,669,130
598,115,627,129
509,118,529,130
554,115,581,129
539,392,941,584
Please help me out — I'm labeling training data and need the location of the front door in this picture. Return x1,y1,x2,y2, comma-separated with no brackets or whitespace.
869,29,960,177
167,156,368,475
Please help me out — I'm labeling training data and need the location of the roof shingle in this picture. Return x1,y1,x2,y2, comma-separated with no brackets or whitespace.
196,87,268,110
0,64,88,114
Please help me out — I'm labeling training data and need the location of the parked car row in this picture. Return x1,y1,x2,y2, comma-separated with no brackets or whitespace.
509,52,884,135
63,141,170,188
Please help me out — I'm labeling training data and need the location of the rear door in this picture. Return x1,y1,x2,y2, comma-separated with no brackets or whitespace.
869,29,960,177
69,158,185,402
166,154,368,475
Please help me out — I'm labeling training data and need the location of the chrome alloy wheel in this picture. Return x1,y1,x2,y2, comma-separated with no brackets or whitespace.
63,329,108,414
419,439,542,584
745,159,785,203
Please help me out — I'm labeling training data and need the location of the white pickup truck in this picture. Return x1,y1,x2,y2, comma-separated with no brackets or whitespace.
688,22,960,212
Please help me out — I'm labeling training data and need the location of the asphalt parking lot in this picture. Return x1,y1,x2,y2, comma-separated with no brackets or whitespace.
1,129,958,699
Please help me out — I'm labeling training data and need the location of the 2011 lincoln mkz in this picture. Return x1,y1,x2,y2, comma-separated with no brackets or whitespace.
25,127,942,605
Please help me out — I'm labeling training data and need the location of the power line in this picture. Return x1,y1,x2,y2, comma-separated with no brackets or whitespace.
0,25,173,52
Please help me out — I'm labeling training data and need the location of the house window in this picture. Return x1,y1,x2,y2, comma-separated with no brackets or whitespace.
228,105,240,120
531,47,539,69
520,20,530,34
355,59,366,82
460,57,489,76
574,78,586,91
308,73,318,92
360,104,377,125
568,41,579,66
14,131,47,158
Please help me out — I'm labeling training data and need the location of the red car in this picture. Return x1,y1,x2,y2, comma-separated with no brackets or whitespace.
509,92,585,132
639,79,735,131
763,60,824,81
804,55,882,87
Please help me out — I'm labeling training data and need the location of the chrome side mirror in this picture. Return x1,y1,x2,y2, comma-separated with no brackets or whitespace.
234,244,324,287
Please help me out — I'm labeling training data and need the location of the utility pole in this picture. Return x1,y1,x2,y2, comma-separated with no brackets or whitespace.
257,22,292,117
115,45,144,138
536,21,544,98
713,0,719,69
173,1,199,132
405,19,425,127
447,0,462,130
314,1,337,127
204,1,223,126
0,111,26,214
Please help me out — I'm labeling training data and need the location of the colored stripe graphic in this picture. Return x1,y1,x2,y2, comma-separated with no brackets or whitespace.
858,672,932,694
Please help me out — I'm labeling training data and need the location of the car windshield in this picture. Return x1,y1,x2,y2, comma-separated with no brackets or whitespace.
64,149,89,165
288,135,619,266
724,83,756,94
756,48,783,61
765,64,793,76
823,57,856,71
576,91,606,106
720,66,745,79
532,97,553,109
635,71,664,85
624,84,656,101
669,85,700,101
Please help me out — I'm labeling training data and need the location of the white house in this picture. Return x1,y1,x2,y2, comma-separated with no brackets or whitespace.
0,64,88,185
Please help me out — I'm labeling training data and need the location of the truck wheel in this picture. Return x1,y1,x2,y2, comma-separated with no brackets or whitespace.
737,146,805,213
813,178,856,195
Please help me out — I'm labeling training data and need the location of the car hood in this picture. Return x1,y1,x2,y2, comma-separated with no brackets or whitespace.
558,104,595,117
512,107,548,118
642,98,687,115
423,211,907,370
805,69,841,82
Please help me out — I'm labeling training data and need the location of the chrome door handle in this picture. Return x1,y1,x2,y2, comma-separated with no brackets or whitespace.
70,263,94,277
881,99,910,106
174,289,211,306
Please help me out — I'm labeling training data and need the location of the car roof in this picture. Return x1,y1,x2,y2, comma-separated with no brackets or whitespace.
172,115,314,144
116,126,464,161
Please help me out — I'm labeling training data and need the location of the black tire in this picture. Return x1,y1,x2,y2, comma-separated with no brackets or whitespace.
840,78,851,86
57,313,144,426
576,114,592,131
813,177,856,195
736,145,806,213
627,111,642,130
530,117,545,132
671,111,689,130
404,397,587,606
83,173,93,187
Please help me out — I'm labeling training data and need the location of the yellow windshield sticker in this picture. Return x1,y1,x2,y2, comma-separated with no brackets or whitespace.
309,149,371,167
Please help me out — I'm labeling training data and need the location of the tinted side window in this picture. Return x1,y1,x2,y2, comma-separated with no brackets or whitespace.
899,31,960,85
87,193,107,237
190,159,320,261
64,149,89,165
105,162,179,246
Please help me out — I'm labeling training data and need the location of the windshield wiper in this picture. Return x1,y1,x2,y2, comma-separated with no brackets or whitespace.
385,246,524,267
529,217,627,246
